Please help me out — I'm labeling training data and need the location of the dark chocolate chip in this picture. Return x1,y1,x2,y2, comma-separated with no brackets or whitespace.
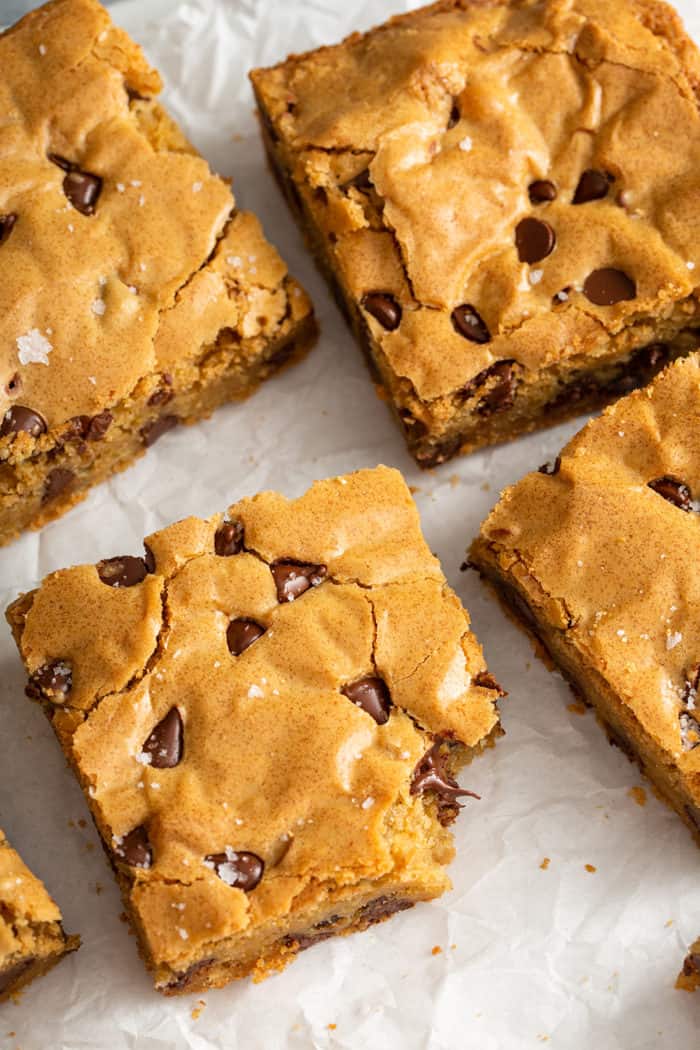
143,544,156,574
165,958,215,993
362,292,402,331
0,213,17,245
114,826,152,869
204,850,264,891
85,410,113,441
583,268,636,306
97,555,149,588
528,180,557,204
633,342,669,377
358,895,414,924
473,670,503,693
0,405,47,439
345,169,373,192
451,304,491,344
227,618,266,656
515,217,555,264
147,387,174,407
460,360,518,414
647,476,692,511
142,708,183,769
410,739,480,805
283,929,336,952
26,659,72,702
62,169,103,216
573,169,613,205
215,519,244,557
341,676,392,725
271,561,327,603
0,958,33,996
447,102,460,129
538,456,561,476
42,467,74,503
140,414,179,447
416,436,462,469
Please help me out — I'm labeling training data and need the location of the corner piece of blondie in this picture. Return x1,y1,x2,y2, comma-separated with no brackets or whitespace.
251,0,700,467
470,355,700,844
677,937,700,991
0,0,316,546
6,466,503,994
0,828,79,1001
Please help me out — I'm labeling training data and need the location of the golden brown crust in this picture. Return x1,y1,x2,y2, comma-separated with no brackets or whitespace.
677,937,700,991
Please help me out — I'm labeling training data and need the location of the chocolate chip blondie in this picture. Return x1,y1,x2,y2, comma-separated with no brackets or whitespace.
470,356,700,844
6,466,503,995
251,0,700,468
0,0,316,546
677,937,700,991
0,828,79,1001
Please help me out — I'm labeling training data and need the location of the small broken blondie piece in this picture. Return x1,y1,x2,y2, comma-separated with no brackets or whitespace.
0,0,316,546
0,828,79,1001
251,0,700,467
470,356,700,844
677,938,700,991
6,466,503,995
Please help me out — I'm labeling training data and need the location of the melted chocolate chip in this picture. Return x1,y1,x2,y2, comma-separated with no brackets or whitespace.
361,292,402,331
42,467,74,504
573,169,613,205
410,740,480,805
271,561,327,603
114,826,152,869
142,708,183,769
0,213,17,245
0,405,47,439
359,895,414,924
447,102,460,129
460,360,519,414
140,414,179,447
451,304,491,344
144,544,156,574
283,930,336,952
97,555,149,587
82,410,113,441
515,217,555,264
647,476,692,511
215,520,244,557
204,850,264,891
341,676,392,725
528,180,557,204
26,660,72,702
538,456,562,476
227,618,266,656
583,268,636,306
62,169,103,215
165,958,216,993
473,670,503,693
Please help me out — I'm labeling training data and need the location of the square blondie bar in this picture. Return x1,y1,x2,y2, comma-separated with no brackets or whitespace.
0,828,79,1001
6,466,503,994
470,356,700,843
251,0,700,467
0,0,316,546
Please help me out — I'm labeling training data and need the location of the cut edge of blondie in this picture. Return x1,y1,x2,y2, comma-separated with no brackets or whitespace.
677,938,700,992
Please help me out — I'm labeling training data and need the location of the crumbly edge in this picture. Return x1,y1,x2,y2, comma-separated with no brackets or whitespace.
469,537,700,846
676,937,700,992
6,530,503,992
250,0,700,468
0,934,80,1003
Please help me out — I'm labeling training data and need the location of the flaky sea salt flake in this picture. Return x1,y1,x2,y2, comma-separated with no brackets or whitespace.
17,329,52,366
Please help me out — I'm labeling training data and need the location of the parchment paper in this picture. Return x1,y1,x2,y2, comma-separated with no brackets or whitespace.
1,2,698,1047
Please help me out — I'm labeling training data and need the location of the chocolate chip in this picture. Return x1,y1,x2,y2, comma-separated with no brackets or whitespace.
227,618,266,656
0,959,33,996
359,895,414,924
204,850,264,891
633,342,669,377
283,929,336,952
165,958,215,993
583,268,636,306
473,670,503,693
341,676,392,725
26,659,72,702
62,169,103,215
460,360,518,414
140,414,179,447
647,476,692,511
42,467,74,503
84,410,113,441
143,544,156,574
271,561,327,603
416,436,462,469
451,304,491,344
538,456,561,476
573,169,613,205
345,169,373,192
515,217,555,264
0,405,47,438
147,374,174,407
114,826,152,869
142,708,183,769
528,180,557,204
97,555,149,587
447,102,460,129
410,740,479,805
0,213,17,245
215,519,244,557
361,293,402,331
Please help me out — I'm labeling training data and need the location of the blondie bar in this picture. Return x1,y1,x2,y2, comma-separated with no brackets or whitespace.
6,466,503,994
0,0,316,546
251,0,700,467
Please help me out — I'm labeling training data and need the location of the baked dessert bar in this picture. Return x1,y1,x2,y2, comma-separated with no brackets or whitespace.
0,0,316,546
6,466,503,995
0,828,79,1001
677,937,700,991
470,356,700,844
251,0,700,468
